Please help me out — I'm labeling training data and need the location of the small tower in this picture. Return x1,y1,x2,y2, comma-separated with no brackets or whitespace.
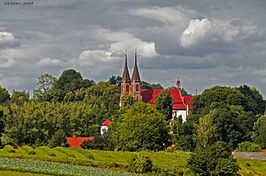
120,50,131,103
177,78,181,90
130,50,142,100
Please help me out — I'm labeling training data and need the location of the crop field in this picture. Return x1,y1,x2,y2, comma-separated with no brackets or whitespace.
0,158,138,176
0,145,265,175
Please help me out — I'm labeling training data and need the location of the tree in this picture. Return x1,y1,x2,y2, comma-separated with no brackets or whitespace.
187,141,239,176
33,74,56,101
0,110,4,146
209,105,256,149
112,102,170,151
0,86,10,104
108,75,122,86
238,85,265,114
57,69,83,91
237,141,261,152
252,114,266,148
190,86,251,115
193,115,216,150
10,90,29,106
48,129,67,148
154,89,174,120
141,81,163,89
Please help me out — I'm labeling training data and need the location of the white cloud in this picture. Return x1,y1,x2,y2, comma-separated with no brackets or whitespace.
37,58,64,67
180,18,239,48
0,31,20,49
96,29,158,58
130,6,194,25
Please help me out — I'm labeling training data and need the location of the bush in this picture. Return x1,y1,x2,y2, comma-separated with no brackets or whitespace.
48,129,67,148
21,145,35,155
128,154,152,173
187,141,239,176
3,145,16,153
237,141,262,152
81,136,114,151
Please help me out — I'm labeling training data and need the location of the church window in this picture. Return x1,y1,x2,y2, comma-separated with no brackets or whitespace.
136,85,139,91
126,85,129,92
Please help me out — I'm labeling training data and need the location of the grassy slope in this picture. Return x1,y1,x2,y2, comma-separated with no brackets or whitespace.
0,146,265,175
237,158,266,176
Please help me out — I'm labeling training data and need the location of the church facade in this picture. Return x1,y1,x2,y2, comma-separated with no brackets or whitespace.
120,52,192,122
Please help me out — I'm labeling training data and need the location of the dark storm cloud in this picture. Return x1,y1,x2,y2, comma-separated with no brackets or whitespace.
0,0,266,96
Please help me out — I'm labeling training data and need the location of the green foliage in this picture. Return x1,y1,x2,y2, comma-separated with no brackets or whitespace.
0,86,10,104
155,89,174,120
81,136,114,151
1,101,99,146
187,141,239,176
3,145,16,153
252,114,266,148
209,106,257,149
21,146,35,155
193,115,216,149
108,75,122,86
48,129,67,148
121,95,136,110
190,86,253,115
238,85,265,114
112,102,170,151
129,154,153,173
33,73,56,101
10,90,29,106
171,114,199,151
237,141,262,152
141,81,163,89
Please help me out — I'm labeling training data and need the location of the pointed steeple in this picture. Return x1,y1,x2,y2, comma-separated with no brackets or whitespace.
122,50,130,83
131,49,141,82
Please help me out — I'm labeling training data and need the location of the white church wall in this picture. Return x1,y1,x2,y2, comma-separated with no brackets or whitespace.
172,110,187,122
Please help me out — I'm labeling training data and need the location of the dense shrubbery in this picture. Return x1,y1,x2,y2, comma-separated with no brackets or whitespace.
112,101,170,151
128,154,153,174
81,136,114,151
187,141,239,176
237,141,262,152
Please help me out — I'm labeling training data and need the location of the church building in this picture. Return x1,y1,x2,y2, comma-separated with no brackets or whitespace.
120,51,192,122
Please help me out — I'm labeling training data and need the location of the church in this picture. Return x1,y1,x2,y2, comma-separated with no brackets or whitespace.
120,51,192,122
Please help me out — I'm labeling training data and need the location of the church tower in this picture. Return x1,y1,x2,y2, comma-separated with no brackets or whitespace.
120,51,131,103
130,50,142,100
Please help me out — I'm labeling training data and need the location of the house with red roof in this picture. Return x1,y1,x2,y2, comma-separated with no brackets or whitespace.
66,137,94,147
120,51,192,121
100,119,111,135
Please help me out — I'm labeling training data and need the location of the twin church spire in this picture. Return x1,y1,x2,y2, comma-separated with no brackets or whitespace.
121,50,142,102
122,50,141,83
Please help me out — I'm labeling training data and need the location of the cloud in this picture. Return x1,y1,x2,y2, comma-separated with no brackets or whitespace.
180,18,238,48
37,58,64,67
0,31,20,49
96,28,158,58
130,6,192,25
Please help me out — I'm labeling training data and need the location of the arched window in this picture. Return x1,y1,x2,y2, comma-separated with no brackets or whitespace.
126,85,129,92
136,84,139,91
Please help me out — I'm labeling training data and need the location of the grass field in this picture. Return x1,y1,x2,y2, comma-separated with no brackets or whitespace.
0,170,51,176
0,145,265,175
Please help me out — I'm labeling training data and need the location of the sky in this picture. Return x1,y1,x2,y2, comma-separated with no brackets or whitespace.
0,0,266,97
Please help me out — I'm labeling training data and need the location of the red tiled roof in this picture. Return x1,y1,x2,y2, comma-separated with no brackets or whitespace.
66,137,94,147
183,96,193,109
102,120,111,126
141,89,186,110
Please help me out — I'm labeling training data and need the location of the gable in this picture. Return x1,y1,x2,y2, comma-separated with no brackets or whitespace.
141,89,186,109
